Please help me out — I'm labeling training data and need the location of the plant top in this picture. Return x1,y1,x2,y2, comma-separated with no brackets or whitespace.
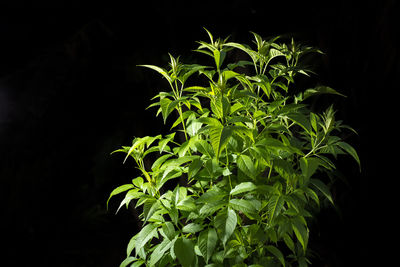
108,29,360,267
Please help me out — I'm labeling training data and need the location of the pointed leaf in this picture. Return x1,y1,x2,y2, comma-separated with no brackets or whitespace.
182,223,203,233
209,125,233,159
186,113,203,137
107,184,135,209
237,154,256,178
300,157,320,180
266,245,286,267
302,86,346,100
160,98,180,124
198,228,218,264
149,237,175,266
180,64,208,84
287,113,312,134
213,49,221,70
138,65,172,84
197,187,225,204
115,189,143,214
135,223,158,256
162,222,176,240
230,182,257,195
229,198,257,214
151,154,173,171
144,200,162,222
174,237,195,267
119,257,137,267
310,179,334,205
126,234,138,256
268,194,284,221
199,200,226,216
283,233,295,253
337,141,361,170
188,158,203,179
292,217,309,252
158,133,175,153
214,208,237,246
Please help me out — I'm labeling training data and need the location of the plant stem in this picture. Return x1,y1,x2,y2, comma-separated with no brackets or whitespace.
267,162,273,180
305,134,326,158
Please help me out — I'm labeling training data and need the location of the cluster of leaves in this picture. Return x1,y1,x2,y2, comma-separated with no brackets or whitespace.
108,29,360,267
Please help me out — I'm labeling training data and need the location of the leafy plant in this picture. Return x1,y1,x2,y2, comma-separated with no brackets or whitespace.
108,29,360,267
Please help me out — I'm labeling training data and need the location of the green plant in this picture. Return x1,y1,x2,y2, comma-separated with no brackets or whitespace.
108,29,360,267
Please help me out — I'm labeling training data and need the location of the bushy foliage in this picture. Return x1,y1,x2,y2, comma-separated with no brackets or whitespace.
108,29,360,267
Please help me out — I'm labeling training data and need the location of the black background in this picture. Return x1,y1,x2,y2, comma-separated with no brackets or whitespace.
1,0,393,266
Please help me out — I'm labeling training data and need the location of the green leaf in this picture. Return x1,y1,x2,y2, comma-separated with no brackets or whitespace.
160,98,180,124
268,194,285,221
221,69,240,81
177,197,197,212
287,112,312,134
230,182,257,195
209,125,233,160
149,237,175,266
174,237,195,267
138,64,172,84
198,228,218,264
123,135,162,163
182,223,203,233
158,133,175,153
119,256,137,267
188,158,202,179
302,86,346,100
107,184,135,209
283,233,295,253
213,49,221,70
224,42,258,63
161,156,199,171
267,48,285,65
157,169,182,190
230,102,244,114
256,137,291,156
303,187,320,206
309,179,334,205
229,198,257,214
232,125,255,143
186,113,203,137
222,167,232,176
211,95,230,119
299,157,320,180
199,200,226,216
336,141,361,170
162,222,176,240
197,116,222,127
184,86,208,92
126,234,138,256
227,60,253,70
180,64,208,84
151,154,173,171
115,189,143,214
135,223,158,256
203,27,214,44
292,217,309,252
197,187,225,204
214,208,237,247
237,154,256,178
144,200,162,222
310,112,318,132
193,139,214,158
266,245,286,267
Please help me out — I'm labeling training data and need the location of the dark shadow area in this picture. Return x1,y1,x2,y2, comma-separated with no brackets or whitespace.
1,0,392,266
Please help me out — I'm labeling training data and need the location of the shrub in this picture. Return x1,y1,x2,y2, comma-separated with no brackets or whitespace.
108,29,360,267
